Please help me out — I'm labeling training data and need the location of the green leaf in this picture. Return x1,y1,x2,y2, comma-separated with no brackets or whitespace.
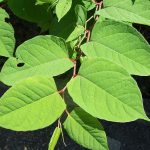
67,58,148,122
48,127,61,150
0,8,15,57
0,76,66,131
56,0,72,21
66,25,84,42
0,35,74,85
97,0,150,26
7,0,53,30
64,107,109,150
0,8,9,21
84,20,150,76
36,0,57,5
49,1,83,39
75,4,87,26
82,0,95,10
49,12,75,39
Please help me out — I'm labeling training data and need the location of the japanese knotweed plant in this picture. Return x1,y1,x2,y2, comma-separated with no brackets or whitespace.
0,0,150,149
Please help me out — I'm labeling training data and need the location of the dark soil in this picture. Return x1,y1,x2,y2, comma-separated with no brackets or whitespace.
0,4,150,150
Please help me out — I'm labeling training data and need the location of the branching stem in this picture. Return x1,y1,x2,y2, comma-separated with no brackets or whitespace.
85,16,94,30
95,1,103,20
58,120,67,147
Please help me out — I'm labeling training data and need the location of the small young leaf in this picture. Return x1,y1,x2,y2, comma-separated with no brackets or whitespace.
0,76,66,131
49,1,83,40
75,4,87,26
97,0,150,26
0,35,74,85
82,0,95,10
56,0,72,21
67,58,149,122
66,25,84,42
86,20,150,76
64,107,109,150
0,8,15,57
48,127,61,150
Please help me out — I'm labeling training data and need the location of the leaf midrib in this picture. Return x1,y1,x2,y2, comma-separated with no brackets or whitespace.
0,92,60,118
69,115,104,148
2,58,73,76
78,75,144,118
90,42,150,73
102,5,150,21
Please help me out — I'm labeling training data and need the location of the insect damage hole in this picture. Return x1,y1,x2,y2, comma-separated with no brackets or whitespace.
17,63,25,67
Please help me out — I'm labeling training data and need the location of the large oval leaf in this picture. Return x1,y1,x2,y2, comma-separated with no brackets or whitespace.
64,107,109,150
7,0,52,30
0,76,66,131
97,0,150,26
0,8,15,57
84,20,150,76
67,58,148,122
0,35,74,85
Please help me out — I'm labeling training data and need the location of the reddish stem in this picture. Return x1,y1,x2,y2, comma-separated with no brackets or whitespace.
59,86,67,94
86,30,91,42
95,1,103,20
73,61,77,78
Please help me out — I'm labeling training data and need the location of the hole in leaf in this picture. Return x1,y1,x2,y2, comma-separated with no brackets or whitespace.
5,18,10,23
17,63,25,67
